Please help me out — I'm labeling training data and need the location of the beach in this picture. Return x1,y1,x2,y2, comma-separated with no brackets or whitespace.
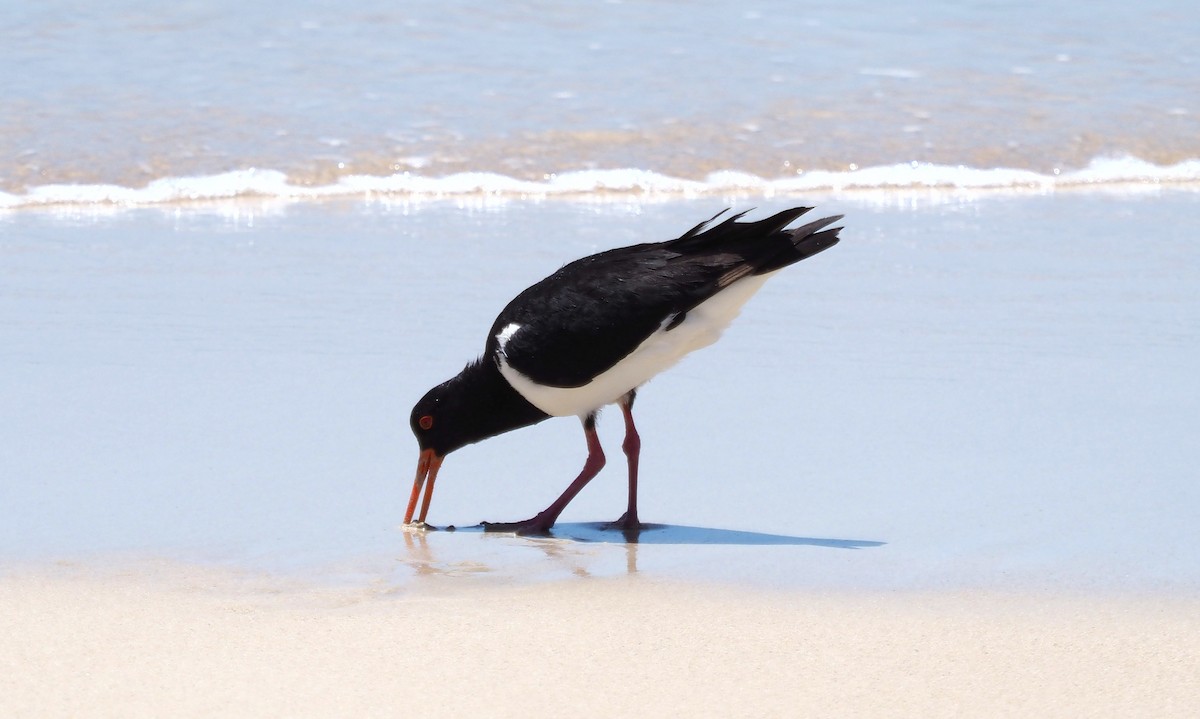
4,193,1199,716
4,195,1198,589
4,562,1198,717
4,0,1200,714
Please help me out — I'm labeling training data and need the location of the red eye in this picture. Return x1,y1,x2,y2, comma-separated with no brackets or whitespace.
419,415,434,430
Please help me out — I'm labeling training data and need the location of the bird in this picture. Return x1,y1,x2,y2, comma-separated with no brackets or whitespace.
406,206,843,534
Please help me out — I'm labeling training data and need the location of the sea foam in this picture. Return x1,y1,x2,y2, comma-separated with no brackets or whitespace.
2,156,1197,210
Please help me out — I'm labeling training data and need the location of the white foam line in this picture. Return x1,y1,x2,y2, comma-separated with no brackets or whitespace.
2,156,1198,210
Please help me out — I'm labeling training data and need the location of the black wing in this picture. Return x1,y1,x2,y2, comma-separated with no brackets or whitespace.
486,208,842,387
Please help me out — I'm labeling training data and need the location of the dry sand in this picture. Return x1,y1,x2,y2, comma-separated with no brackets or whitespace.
2,561,1198,718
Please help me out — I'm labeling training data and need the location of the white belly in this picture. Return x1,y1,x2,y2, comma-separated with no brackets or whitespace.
497,273,774,417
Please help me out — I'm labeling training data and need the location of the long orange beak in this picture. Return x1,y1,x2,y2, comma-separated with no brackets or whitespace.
404,448,444,524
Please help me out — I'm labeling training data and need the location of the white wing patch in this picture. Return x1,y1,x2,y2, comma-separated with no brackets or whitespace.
495,322,522,352
497,273,775,417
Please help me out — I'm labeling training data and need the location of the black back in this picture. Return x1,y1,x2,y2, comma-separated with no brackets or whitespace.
488,207,842,387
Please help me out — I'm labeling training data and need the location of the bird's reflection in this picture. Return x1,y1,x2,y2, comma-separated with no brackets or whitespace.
400,529,436,576
400,527,493,577
395,522,883,580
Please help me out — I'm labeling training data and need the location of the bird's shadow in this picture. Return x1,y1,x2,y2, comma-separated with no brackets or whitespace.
446,521,885,548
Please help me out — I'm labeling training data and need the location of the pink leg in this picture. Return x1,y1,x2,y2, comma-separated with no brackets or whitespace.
611,392,643,530
483,414,605,535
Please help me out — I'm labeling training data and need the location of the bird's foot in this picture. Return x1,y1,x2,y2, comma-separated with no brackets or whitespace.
603,512,644,532
481,512,556,536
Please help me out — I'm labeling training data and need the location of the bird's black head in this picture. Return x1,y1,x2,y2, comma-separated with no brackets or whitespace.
404,376,466,527
404,359,550,526
409,377,474,457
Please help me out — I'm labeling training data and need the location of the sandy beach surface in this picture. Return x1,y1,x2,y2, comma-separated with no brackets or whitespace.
6,3,1200,715
3,193,1199,715
5,195,1198,588
2,560,1198,718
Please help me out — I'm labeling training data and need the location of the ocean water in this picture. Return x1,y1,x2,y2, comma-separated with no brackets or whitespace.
2,1,1199,592
3,0,1199,206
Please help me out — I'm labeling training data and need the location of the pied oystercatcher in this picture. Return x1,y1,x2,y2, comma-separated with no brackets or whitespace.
407,207,843,533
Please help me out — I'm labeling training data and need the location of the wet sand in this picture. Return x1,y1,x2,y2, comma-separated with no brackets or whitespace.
4,196,1199,592
2,561,1197,717
3,195,1199,715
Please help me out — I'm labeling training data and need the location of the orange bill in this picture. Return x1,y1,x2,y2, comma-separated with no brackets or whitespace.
404,448,444,524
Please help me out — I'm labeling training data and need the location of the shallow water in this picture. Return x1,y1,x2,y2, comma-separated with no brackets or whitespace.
3,193,1197,591
5,0,1199,596
3,0,1198,201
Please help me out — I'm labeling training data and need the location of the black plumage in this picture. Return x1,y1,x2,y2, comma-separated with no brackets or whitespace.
488,208,840,387
406,207,843,534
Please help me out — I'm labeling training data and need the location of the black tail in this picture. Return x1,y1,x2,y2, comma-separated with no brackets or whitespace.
669,207,814,252
754,214,843,275
670,207,843,289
